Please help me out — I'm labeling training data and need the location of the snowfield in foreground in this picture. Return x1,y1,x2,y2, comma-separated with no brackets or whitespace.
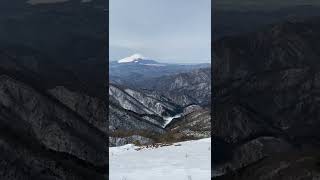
109,138,211,180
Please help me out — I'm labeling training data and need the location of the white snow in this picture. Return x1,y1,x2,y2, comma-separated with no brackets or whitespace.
163,113,182,127
109,138,211,180
118,54,145,63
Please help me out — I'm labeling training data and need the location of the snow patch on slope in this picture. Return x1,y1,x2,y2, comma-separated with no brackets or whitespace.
163,113,182,127
109,138,211,180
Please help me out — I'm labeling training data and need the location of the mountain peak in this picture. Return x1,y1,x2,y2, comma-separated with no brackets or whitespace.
118,54,145,63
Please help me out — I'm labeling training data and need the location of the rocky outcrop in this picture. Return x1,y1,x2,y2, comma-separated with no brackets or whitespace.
213,17,320,179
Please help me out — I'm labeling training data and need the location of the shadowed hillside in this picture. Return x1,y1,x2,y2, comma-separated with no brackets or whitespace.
0,0,108,179
213,17,320,179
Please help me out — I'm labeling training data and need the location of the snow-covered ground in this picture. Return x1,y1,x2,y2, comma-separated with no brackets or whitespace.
109,138,211,180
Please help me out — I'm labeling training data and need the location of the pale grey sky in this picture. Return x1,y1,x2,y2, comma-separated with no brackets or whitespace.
109,0,211,63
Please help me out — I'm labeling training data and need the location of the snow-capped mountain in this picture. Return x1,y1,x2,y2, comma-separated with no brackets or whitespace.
110,54,210,85
118,54,145,63
116,54,164,66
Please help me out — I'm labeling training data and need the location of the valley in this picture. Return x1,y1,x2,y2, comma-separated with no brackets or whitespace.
108,54,212,147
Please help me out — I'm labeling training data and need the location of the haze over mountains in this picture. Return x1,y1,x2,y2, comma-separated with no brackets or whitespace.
109,54,210,86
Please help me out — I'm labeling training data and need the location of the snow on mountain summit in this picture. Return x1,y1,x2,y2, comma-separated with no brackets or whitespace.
118,54,145,63
116,54,166,66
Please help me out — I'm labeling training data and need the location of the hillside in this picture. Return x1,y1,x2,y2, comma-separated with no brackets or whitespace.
213,17,320,179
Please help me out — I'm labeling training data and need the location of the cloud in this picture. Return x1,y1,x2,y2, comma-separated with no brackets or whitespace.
109,0,211,63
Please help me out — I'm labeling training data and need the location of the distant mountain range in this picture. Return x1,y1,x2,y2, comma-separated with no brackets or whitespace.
137,67,211,107
109,54,210,86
